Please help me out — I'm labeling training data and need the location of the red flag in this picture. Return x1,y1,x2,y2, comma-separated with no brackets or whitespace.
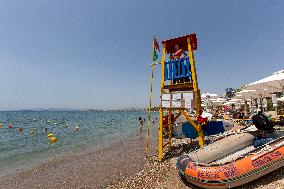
154,36,160,52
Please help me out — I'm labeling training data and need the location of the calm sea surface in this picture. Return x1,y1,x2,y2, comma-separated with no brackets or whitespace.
0,111,158,176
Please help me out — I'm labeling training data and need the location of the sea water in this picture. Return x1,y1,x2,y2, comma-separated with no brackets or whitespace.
0,111,158,176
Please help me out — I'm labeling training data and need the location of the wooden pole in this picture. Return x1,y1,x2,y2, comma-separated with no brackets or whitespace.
158,43,166,161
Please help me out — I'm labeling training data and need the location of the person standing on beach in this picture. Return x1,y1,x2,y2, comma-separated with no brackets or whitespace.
139,117,144,132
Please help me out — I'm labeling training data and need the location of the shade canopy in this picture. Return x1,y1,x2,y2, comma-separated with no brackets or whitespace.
211,98,226,106
234,89,270,99
235,90,256,98
242,70,284,93
277,96,284,102
162,34,197,54
201,93,218,99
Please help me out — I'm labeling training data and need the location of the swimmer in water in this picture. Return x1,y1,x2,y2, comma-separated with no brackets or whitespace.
19,128,23,133
30,128,35,134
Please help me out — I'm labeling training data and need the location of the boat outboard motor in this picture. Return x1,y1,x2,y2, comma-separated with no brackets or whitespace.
252,112,275,133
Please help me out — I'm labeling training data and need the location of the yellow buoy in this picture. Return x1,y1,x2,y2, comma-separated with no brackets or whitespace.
50,136,58,143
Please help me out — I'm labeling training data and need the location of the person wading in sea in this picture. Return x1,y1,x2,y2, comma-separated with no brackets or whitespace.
138,117,144,133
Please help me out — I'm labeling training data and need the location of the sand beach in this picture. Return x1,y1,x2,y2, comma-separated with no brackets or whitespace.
0,135,151,189
0,129,283,189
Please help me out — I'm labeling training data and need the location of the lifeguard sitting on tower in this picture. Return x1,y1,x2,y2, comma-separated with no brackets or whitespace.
169,44,188,84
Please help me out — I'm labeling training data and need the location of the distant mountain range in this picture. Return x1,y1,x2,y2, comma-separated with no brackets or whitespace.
12,108,80,112
1,108,147,112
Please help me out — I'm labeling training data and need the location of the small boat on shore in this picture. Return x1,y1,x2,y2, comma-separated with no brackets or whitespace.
176,130,284,188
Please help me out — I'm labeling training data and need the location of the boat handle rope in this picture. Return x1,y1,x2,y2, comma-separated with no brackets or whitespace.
251,140,284,161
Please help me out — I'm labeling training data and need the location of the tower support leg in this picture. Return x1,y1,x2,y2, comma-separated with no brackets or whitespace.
158,106,163,161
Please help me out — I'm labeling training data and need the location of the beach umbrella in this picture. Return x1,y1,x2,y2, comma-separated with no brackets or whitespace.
201,93,218,99
223,101,236,105
236,89,270,99
277,96,284,102
235,89,269,110
242,70,284,94
232,94,250,114
235,90,256,98
223,98,243,105
211,98,225,106
237,88,273,112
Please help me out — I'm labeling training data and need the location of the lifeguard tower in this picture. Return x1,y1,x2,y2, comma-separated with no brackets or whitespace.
153,34,204,161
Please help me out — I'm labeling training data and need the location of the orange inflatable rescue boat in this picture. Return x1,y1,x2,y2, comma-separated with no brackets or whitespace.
176,130,284,188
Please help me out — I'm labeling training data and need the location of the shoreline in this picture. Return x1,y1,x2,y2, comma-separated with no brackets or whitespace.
1,128,283,189
0,130,157,189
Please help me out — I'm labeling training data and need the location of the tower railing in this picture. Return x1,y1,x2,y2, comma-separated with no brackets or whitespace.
164,57,192,82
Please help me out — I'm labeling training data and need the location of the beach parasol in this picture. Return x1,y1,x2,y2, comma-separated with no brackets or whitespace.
242,70,284,94
277,96,284,102
236,89,271,112
211,98,226,106
201,93,218,99
223,98,244,106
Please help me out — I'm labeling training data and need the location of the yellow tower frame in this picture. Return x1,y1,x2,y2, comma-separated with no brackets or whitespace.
157,34,203,161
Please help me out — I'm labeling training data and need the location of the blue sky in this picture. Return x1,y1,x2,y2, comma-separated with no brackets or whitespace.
0,0,283,110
